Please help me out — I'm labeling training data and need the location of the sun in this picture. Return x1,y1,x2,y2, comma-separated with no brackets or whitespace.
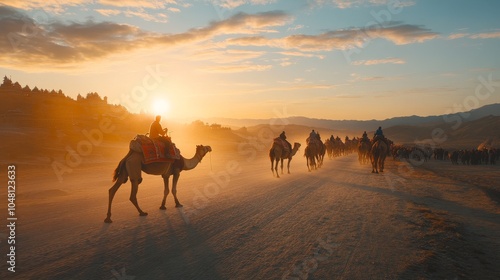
151,97,170,116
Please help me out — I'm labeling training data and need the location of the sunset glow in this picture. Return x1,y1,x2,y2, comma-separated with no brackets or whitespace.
151,97,171,117
0,1,499,122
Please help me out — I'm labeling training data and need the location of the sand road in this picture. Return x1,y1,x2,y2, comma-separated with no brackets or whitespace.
2,152,500,279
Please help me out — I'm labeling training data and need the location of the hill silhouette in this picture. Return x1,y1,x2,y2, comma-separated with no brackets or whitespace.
206,103,500,133
384,115,500,149
0,76,242,163
1,75,499,164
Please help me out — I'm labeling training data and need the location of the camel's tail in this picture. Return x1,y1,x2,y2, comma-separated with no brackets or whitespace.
112,149,133,182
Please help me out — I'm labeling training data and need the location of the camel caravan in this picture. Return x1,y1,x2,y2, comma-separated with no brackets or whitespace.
269,127,393,175
106,117,393,222
104,116,211,223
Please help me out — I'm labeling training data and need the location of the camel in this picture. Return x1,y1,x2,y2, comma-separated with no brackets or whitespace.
159,145,212,210
104,145,212,223
317,142,326,168
358,141,370,165
304,144,318,172
324,139,333,159
269,142,301,178
370,139,388,173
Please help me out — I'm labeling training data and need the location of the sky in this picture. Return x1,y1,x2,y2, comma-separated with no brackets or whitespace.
1,0,499,122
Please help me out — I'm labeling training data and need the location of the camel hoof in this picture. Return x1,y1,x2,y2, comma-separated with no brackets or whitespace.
139,212,148,216
159,206,166,210
104,218,112,223
175,204,183,208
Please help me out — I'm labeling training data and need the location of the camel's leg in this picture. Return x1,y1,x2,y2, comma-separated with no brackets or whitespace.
287,158,291,174
271,158,280,178
160,174,170,210
272,157,279,178
171,170,183,207
104,180,123,223
371,155,377,173
129,179,148,216
270,157,275,176
280,158,284,175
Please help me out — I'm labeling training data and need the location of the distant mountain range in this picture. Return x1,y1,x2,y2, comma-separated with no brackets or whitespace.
207,103,500,133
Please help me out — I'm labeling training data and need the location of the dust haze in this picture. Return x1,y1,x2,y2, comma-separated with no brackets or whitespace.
1,85,500,279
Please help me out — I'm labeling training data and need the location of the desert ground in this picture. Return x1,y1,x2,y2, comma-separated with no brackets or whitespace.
1,140,499,280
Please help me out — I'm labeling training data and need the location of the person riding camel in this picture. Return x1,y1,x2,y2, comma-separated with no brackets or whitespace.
361,131,370,143
329,135,335,142
374,126,384,138
149,115,172,156
372,126,390,146
279,131,292,153
309,130,317,140
149,115,168,139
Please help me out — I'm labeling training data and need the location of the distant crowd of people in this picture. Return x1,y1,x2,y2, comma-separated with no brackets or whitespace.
391,145,498,165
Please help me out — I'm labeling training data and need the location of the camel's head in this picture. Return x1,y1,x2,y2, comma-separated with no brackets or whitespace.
196,145,212,157
293,142,301,150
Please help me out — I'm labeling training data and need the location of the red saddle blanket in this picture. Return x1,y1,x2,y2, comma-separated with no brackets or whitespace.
130,135,180,164
274,137,290,153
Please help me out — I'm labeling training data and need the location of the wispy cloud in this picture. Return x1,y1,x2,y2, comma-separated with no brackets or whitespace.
189,48,266,63
352,58,405,65
278,51,325,59
209,0,278,9
447,30,500,40
0,7,291,69
201,63,272,73
447,33,470,40
469,31,500,39
0,0,86,13
95,9,122,17
98,0,178,9
349,72,403,82
226,22,439,51
309,0,416,9
0,5,437,72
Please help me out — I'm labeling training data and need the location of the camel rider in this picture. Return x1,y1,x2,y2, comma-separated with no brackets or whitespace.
149,115,169,139
279,131,292,153
310,130,317,140
361,131,369,143
373,126,389,145
279,131,287,141
149,115,172,156
329,135,334,142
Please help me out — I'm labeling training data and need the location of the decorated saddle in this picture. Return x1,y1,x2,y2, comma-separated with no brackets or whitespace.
274,137,290,154
130,135,180,164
